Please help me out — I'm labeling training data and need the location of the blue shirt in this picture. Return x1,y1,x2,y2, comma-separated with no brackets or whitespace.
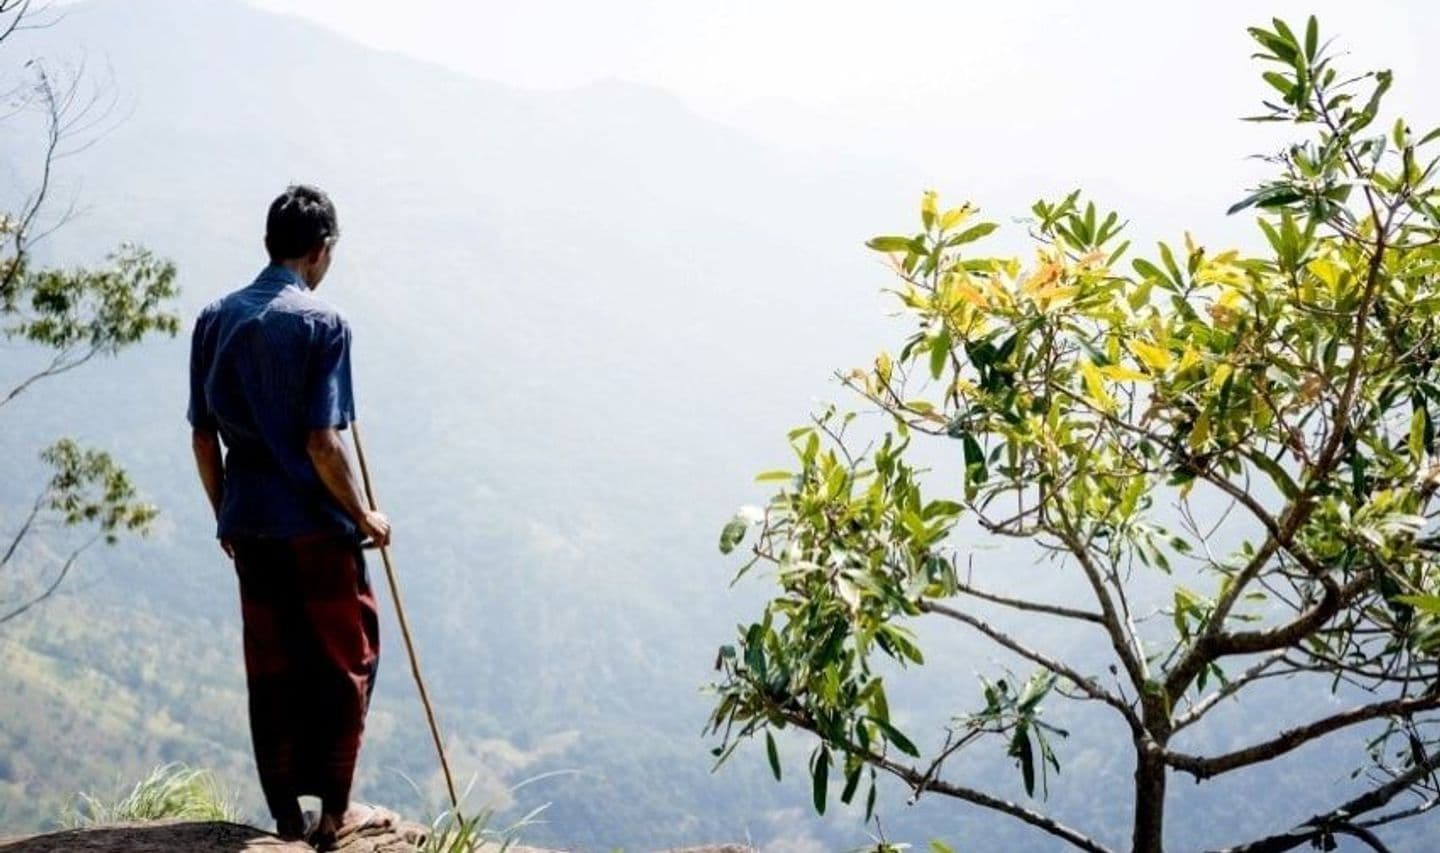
188,265,357,539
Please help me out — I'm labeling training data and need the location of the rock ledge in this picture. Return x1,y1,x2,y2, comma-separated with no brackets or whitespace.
0,819,755,852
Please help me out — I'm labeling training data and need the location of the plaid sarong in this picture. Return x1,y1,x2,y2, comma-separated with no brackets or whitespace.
233,534,380,820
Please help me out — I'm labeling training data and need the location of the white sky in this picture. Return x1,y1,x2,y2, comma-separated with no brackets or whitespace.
231,1,1438,252
244,1,1435,116
240,2,1438,228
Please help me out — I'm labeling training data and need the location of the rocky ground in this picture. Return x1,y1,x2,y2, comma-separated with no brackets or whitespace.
0,819,755,853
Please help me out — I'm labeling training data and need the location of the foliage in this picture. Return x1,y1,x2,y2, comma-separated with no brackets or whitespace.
62,763,241,827
406,770,555,853
0,1,178,626
2,239,180,358
710,16,1440,853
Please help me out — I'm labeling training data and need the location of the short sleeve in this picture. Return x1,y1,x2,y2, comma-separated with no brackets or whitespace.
306,318,356,430
186,312,218,430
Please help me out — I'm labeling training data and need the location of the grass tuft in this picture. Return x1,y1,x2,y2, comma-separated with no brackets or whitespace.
63,763,242,827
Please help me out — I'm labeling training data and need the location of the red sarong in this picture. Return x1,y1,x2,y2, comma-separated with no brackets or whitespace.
233,534,380,820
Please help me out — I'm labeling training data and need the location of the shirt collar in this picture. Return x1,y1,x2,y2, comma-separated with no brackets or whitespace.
252,263,308,291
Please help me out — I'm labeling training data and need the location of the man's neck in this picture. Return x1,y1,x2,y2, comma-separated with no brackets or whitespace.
276,260,313,289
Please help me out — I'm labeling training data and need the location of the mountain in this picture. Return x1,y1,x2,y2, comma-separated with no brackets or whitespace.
0,1,1434,851
0,2,922,849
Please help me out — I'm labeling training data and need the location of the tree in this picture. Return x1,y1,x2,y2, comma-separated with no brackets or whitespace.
708,17,1440,853
1,0,178,626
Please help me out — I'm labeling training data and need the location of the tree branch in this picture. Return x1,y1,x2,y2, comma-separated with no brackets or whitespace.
0,492,45,569
951,577,1105,625
919,600,1143,734
1053,521,1150,698
776,706,1116,853
1167,568,1371,704
0,533,96,625
1209,745,1440,853
1169,693,1440,780
1,345,99,408
1171,650,1291,733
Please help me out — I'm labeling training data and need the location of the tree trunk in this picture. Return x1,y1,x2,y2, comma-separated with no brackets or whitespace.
1133,740,1167,853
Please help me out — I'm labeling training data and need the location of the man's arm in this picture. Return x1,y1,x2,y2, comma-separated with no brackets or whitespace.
306,426,391,547
191,427,233,558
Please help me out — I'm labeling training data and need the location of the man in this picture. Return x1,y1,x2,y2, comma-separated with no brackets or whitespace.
189,185,395,849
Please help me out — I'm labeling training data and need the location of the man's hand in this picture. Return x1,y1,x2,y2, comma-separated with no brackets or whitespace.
306,427,389,546
358,510,391,548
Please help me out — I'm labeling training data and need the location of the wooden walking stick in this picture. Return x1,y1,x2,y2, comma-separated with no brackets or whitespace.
350,421,463,819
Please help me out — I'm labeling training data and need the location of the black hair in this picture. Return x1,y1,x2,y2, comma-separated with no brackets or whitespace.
265,184,339,262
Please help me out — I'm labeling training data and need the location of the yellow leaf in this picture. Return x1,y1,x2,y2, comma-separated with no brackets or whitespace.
1189,409,1212,450
1031,283,1079,309
1210,362,1234,392
1079,360,1116,412
921,191,938,225
875,352,893,385
940,205,972,231
1021,260,1063,295
1130,340,1174,371
1100,364,1151,382
1176,346,1203,374
1197,263,1247,287
955,281,988,308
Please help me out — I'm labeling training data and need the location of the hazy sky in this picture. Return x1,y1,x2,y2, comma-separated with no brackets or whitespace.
240,1,1439,244
244,1,1435,116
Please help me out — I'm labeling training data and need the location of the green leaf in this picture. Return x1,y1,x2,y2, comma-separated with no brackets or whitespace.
1271,18,1299,52
869,716,920,757
1228,185,1305,215
1011,726,1036,797
811,748,830,815
1247,450,1300,500
962,433,987,487
1158,241,1182,285
766,731,782,781
1395,594,1440,613
930,327,952,380
930,843,957,853
840,759,863,804
1412,408,1429,465
1017,672,1056,714
867,235,915,253
950,222,999,245
1304,16,1318,60
754,470,793,483
1262,71,1294,100
1132,258,1171,288
719,517,748,555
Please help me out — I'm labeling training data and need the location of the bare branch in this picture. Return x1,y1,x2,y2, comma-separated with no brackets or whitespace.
1169,693,1440,780
1172,650,1290,733
952,577,1106,625
1053,520,1149,696
1210,746,1440,852
0,533,97,626
775,705,1116,853
1,345,100,408
1167,568,1371,704
919,599,1143,734
0,493,45,569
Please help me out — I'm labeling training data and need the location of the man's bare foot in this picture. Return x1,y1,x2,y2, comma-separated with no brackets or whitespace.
274,809,318,842
311,803,396,851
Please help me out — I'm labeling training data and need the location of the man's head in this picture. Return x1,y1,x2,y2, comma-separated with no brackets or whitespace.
265,185,339,288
